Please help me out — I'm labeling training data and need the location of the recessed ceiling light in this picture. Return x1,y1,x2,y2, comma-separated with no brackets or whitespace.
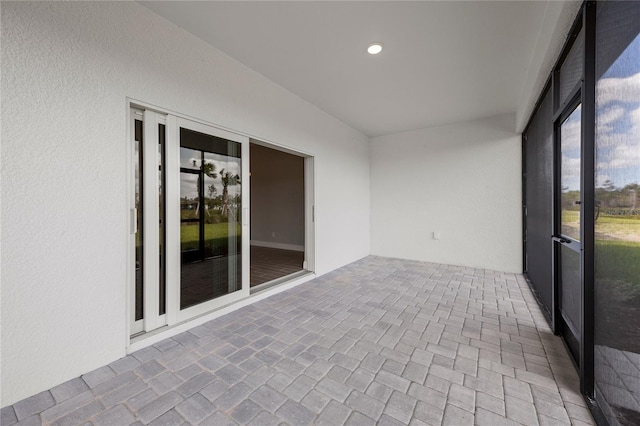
367,43,383,55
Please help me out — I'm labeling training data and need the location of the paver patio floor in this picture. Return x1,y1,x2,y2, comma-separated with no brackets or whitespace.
2,256,595,425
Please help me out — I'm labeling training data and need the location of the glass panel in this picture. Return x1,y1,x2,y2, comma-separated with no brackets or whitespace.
216,149,242,295
180,147,201,170
180,128,242,310
594,1,640,423
203,167,220,258
559,28,585,109
560,104,582,241
158,123,166,316
524,88,554,312
180,170,200,221
180,221,201,260
560,244,581,336
134,119,144,322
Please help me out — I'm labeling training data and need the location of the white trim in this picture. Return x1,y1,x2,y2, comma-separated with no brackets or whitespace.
173,116,251,324
128,97,315,158
304,156,316,273
165,114,180,326
128,107,168,335
250,270,311,293
176,116,248,145
128,108,143,337
241,139,251,303
142,110,161,332
250,240,304,252
177,285,248,321
247,139,316,274
249,137,311,158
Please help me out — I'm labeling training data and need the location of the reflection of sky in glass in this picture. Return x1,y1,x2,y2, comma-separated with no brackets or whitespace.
180,148,241,200
596,34,640,189
180,147,200,170
561,105,582,191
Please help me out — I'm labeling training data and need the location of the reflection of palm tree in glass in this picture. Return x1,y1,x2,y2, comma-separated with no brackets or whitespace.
206,184,217,218
220,169,240,217
193,160,217,215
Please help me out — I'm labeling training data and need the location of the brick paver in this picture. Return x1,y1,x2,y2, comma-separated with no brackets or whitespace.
2,256,595,425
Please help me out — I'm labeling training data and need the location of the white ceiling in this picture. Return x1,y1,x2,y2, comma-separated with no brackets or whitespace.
141,1,558,137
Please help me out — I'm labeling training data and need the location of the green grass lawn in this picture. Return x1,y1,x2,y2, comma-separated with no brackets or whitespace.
561,210,640,242
595,239,640,289
561,209,580,221
181,222,241,252
559,210,640,287
564,210,640,223
596,215,640,239
594,238,640,353
595,214,640,288
597,215,640,224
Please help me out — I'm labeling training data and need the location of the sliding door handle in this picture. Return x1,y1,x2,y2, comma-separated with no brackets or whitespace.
552,236,572,244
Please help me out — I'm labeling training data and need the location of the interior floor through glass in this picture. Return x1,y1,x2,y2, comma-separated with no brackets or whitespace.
250,245,304,287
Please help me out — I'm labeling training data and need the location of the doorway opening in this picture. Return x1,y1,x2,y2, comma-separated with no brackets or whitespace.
249,141,314,288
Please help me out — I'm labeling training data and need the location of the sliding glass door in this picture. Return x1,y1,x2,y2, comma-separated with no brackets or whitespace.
178,121,245,314
130,110,249,335
555,103,583,362
130,109,167,335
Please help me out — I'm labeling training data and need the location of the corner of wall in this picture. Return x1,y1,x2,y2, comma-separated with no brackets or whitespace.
370,114,523,273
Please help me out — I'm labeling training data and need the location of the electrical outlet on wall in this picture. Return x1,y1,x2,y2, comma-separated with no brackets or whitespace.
433,232,440,240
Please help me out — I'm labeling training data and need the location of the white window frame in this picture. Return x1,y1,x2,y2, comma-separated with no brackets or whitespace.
128,103,251,337
247,139,316,283
304,156,316,273
129,108,168,335
168,116,251,324
129,108,144,336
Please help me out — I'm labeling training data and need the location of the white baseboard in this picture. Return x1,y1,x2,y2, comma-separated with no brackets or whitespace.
250,240,304,252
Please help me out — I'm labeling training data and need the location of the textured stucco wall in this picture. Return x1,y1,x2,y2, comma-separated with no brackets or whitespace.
370,114,522,273
1,1,370,406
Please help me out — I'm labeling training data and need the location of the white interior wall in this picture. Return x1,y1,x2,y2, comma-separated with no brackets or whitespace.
370,114,522,273
1,1,370,406
250,144,305,250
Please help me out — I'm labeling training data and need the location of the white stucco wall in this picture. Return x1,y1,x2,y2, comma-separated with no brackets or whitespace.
1,1,370,406
370,114,522,273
